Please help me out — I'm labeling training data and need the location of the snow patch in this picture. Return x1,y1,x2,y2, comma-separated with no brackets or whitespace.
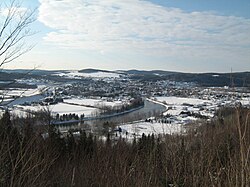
54,71,121,79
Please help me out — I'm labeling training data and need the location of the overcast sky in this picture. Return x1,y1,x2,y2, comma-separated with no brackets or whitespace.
2,0,250,72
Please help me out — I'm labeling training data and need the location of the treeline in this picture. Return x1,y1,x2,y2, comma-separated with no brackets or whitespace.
54,113,85,122
0,107,249,186
97,98,144,116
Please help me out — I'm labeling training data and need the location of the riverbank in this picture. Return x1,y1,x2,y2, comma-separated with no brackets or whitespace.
52,104,144,125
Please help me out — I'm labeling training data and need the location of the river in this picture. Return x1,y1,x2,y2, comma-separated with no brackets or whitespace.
57,99,166,132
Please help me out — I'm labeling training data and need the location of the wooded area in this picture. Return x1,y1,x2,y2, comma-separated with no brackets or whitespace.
0,107,249,186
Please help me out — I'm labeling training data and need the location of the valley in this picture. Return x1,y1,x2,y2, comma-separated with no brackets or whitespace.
1,69,249,138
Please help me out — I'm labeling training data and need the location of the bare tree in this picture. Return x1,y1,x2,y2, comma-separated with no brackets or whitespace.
0,0,36,68
0,0,36,106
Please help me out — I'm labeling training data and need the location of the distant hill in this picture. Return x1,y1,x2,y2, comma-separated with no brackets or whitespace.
1,69,250,87
124,70,250,87
79,68,114,74
1,69,62,75
124,69,176,75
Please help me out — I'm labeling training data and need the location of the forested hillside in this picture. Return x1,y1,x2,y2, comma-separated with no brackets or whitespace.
0,107,249,186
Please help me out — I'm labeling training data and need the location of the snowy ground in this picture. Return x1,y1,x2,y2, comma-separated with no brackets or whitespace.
3,96,128,118
155,96,215,118
11,105,46,117
11,103,97,117
49,103,97,116
64,98,124,107
154,95,249,122
117,95,239,138
239,97,250,106
54,71,121,79
0,88,41,97
0,88,44,107
116,120,184,140
156,96,211,105
1,87,249,139
7,95,44,107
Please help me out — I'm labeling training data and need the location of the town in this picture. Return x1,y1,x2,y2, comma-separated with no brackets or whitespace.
1,69,249,138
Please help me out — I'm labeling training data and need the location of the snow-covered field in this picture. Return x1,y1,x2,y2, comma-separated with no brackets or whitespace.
54,71,121,79
116,120,183,140
7,95,44,107
64,98,123,107
0,88,41,97
239,98,250,106
49,103,97,116
11,103,97,117
155,96,214,117
115,96,210,139
7,97,127,117
11,105,46,117
0,88,44,107
15,78,51,86
156,96,211,105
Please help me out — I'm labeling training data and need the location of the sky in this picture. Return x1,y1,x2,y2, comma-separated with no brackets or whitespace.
1,0,250,72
